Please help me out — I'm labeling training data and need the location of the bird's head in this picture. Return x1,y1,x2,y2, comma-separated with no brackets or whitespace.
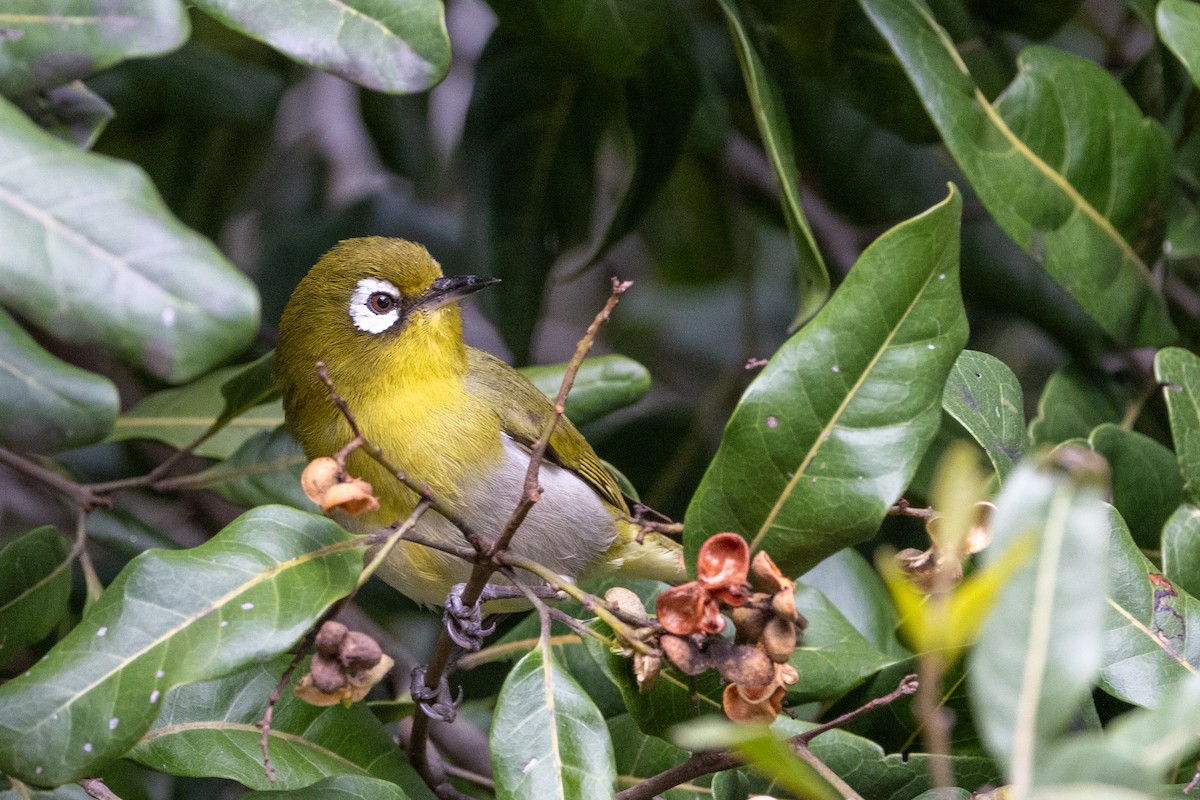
276,237,497,418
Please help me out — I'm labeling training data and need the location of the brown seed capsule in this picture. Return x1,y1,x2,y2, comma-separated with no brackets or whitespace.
310,654,347,693
633,652,661,692
301,457,340,505
660,633,710,675
314,621,348,656
708,638,775,688
722,683,779,724
604,587,649,625
340,631,383,671
730,602,771,644
321,478,381,515
760,616,798,664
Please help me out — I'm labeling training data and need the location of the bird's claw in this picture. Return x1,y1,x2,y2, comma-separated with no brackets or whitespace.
443,583,497,651
410,665,463,723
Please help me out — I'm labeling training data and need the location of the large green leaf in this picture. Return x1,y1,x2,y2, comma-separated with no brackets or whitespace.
1101,508,1200,707
130,659,426,795
1028,366,1128,448
786,584,898,703
1159,0,1200,90
241,775,412,800
519,355,651,427
0,0,188,96
192,0,449,94
0,506,367,785
197,426,308,509
717,0,829,327
490,644,616,799
522,0,672,77
969,453,1110,777
0,95,260,383
0,305,118,453
801,548,906,658
109,365,283,459
1162,504,1200,601
942,349,1024,481
607,715,696,800
1156,347,1200,503
860,0,1175,347
0,527,74,666
1088,424,1183,549
684,187,966,575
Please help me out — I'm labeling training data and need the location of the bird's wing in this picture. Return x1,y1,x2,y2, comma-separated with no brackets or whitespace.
465,348,629,513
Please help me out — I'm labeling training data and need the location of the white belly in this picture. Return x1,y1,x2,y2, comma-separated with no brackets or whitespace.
375,435,618,606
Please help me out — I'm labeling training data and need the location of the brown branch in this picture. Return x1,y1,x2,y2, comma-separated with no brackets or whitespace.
78,778,124,800
0,448,109,510
616,674,918,800
406,279,632,797
888,498,936,521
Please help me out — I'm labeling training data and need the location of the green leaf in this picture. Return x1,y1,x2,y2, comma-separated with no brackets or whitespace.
490,644,616,800
677,718,1000,800
607,715,697,799
197,426,308,509
1156,347,1200,503
0,0,188,96
0,527,74,665
786,584,897,703
1162,504,1200,600
1103,672,1200,779
1028,366,1128,448
0,305,118,453
717,0,829,327
685,186,967,575
0,506,367,785
191,0,449,94
528,0,672,77
860,0,1176,346
130,659,426,795
942,349,1025,481
1159,0,1200,90
109,365,283,459
241,775,412,800
801,548,906,658
968,451,1110,776
1088,424,1183,549
519,355,650,427
1101,507,1200,707
0,95,260,383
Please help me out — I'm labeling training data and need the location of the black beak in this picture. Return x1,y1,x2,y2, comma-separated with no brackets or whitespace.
421,275,500,311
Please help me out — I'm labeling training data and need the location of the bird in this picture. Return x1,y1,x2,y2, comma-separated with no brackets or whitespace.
275,237,686,619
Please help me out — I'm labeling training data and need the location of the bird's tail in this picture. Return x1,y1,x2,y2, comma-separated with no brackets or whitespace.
607,522,688,585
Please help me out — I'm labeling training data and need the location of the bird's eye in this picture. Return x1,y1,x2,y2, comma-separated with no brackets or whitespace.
367,292,395,314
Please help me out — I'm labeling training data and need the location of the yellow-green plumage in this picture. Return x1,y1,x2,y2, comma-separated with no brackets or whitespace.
276,237,684,607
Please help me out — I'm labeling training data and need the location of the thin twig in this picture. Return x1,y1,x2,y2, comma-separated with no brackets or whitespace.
78,778,124,800
616,674,918,800
794,673,919,744
455,634,584,671
888,498,936,521
0,448,108,510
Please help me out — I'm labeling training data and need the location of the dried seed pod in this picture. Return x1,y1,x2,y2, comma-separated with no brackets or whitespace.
633,652,661,691
314,620,348,656
964,501,995,555
731,602,771,644
660,634,710,675
296,654,395,707
309,654,347,693
656,582,717,635
707,637,774,688
749,550,794,597
697,533,751,606
340,631,383,671
722,683,778,724
301,457,340,505
320,478,381,515
604,587,649,625
760,616,798,664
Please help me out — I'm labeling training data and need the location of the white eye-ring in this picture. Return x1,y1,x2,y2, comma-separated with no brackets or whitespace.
350,278,401,334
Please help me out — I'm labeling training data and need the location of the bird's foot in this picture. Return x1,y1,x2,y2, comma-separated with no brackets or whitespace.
443,584,499,651
410,665,464,723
